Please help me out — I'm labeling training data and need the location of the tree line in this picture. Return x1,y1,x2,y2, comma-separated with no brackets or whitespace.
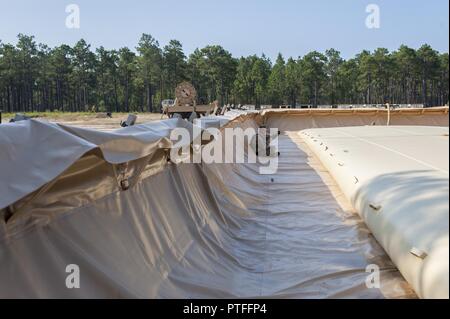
0,33,448,113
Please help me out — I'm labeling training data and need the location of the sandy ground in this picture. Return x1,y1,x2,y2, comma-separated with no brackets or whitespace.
1,113,166,131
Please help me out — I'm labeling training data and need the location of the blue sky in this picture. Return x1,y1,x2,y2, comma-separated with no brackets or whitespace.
0,0,448,60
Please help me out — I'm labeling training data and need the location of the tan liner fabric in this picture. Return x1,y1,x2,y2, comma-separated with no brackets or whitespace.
0,108,447,298
0,126,415,298
0,118,195,210
0,111,252,212
264,107,449,131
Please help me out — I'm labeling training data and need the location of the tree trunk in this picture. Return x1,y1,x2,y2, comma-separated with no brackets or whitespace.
124,76,130,112
422,78,427,107
146,81,153,113
314,81,318,107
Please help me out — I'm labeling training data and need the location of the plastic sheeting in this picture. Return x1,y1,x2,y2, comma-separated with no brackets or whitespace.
301,126,449,299
0,115,417,298
3,109,447,298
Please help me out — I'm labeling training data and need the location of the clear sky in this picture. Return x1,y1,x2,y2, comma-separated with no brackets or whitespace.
0,0,448,60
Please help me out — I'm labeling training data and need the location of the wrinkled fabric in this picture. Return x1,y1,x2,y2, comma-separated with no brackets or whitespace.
0,115,418,298
2,109,447,298
0,118,194,210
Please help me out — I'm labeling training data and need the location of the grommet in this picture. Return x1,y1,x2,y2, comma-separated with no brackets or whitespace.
120,179,130,191
369,203,382,212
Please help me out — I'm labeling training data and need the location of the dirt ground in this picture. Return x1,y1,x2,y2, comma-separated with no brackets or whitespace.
1,113,166,131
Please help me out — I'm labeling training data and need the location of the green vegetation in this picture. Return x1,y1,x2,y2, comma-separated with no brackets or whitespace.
0,34,448,113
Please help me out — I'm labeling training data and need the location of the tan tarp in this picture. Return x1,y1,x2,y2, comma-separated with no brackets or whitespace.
0,118,195,211
0,108,447,298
